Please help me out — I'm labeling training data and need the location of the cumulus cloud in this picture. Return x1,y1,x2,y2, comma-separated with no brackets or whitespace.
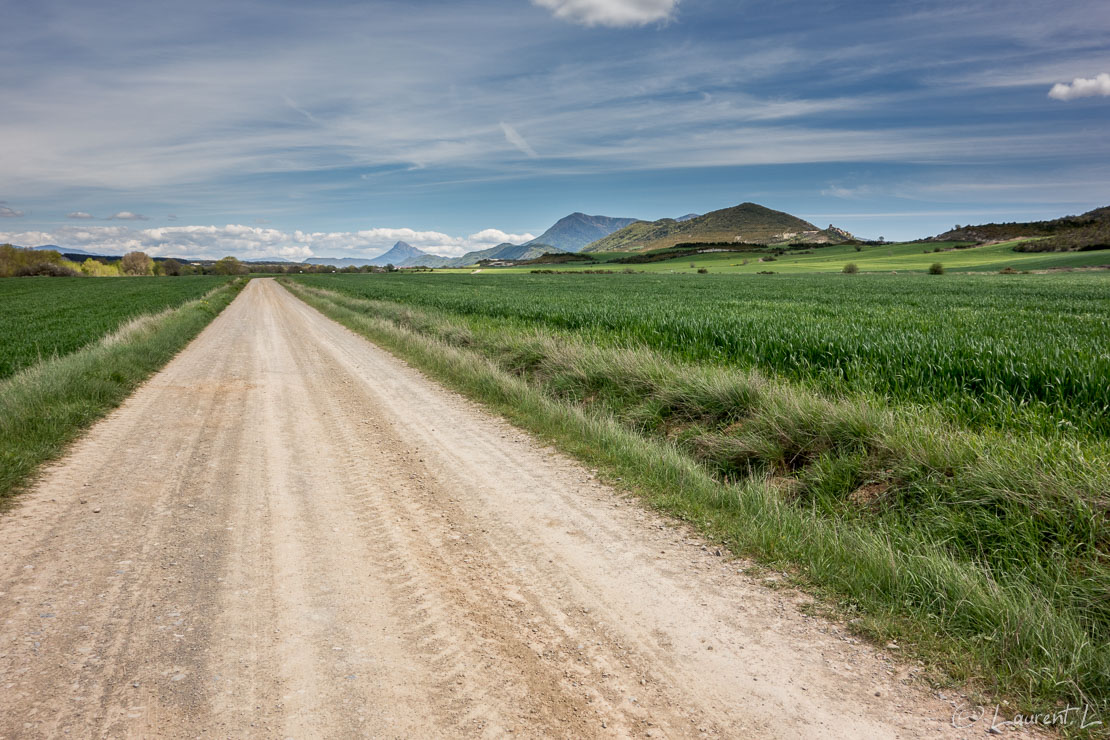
500,122,538,158
110,211,148,220
1048,73,1110,101
67,211,94,219
467,228,536,244
0,204,24,217
0,223,536,261
532,0,678,27
291,226,537,258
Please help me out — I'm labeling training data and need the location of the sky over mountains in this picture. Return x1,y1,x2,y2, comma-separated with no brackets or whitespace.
2,0,1109,258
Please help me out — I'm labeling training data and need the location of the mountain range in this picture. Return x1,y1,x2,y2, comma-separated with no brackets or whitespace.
581,203,853,253
306,240,430,268
384,210,706,266
29,245,99,256
13,202,964,267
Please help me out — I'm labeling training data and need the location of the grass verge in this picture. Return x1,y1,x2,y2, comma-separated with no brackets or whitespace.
282,278,1109,732
0,278,246,503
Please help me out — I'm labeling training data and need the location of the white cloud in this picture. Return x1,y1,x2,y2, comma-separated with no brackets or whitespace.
467,228,536,244
500,122,538,158
110,211,148,220
0,205,24,217
0,223,537,261
532,0,678,27
1048,73,1110,101
67,211,94,219
292,226,537,258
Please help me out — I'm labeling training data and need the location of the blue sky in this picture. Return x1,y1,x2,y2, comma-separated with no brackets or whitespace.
2,0,1108,259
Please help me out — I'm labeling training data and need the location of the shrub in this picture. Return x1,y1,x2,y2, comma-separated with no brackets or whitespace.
842,263,859,274
120,251,154,276
697,267,708,274
929,262,945,275
854,245,863,252
79,258,120,277
14,261,79,277
211,256,248,275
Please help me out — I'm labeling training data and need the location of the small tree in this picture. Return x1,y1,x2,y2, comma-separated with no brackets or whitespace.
854,244,863,252
120,251,153,275
162,258,183,276
211,256,247,275
80,257,120,277
842,262,859,274
929,262,945,275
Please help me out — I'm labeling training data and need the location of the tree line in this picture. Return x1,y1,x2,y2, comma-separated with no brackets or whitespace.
1,245,419,278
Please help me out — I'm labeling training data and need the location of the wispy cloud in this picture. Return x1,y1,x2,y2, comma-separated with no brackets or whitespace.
3,0,1109,239
1049,73,1110,101
533,0,678,27
499,122,538,158
282,94,319,124
0,204,24,218
110,211,148,220
821,185,874,199
67,211,94,219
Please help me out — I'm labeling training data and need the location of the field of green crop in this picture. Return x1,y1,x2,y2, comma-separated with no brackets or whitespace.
0,276,228,380
436,239,1110,274
285,270,1110,720
293,272,1110,438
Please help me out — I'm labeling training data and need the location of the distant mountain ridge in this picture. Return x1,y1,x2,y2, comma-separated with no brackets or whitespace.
581,203,853,253
451,242,563,264
28,245,101,256
524,213,639,252
307,240,431,267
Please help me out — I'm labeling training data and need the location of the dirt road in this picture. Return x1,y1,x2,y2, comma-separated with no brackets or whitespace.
1,279,969,738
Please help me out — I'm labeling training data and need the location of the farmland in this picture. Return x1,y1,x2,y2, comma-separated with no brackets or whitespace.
0,276,229,380
284,270,1110,721
435,239,1110,274
291,272,1110,438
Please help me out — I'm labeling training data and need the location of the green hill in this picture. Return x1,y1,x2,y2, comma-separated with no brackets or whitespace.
933,205,1110,251
581,202,851,253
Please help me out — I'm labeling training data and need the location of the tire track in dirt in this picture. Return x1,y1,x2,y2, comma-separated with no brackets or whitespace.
0,279,990,738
